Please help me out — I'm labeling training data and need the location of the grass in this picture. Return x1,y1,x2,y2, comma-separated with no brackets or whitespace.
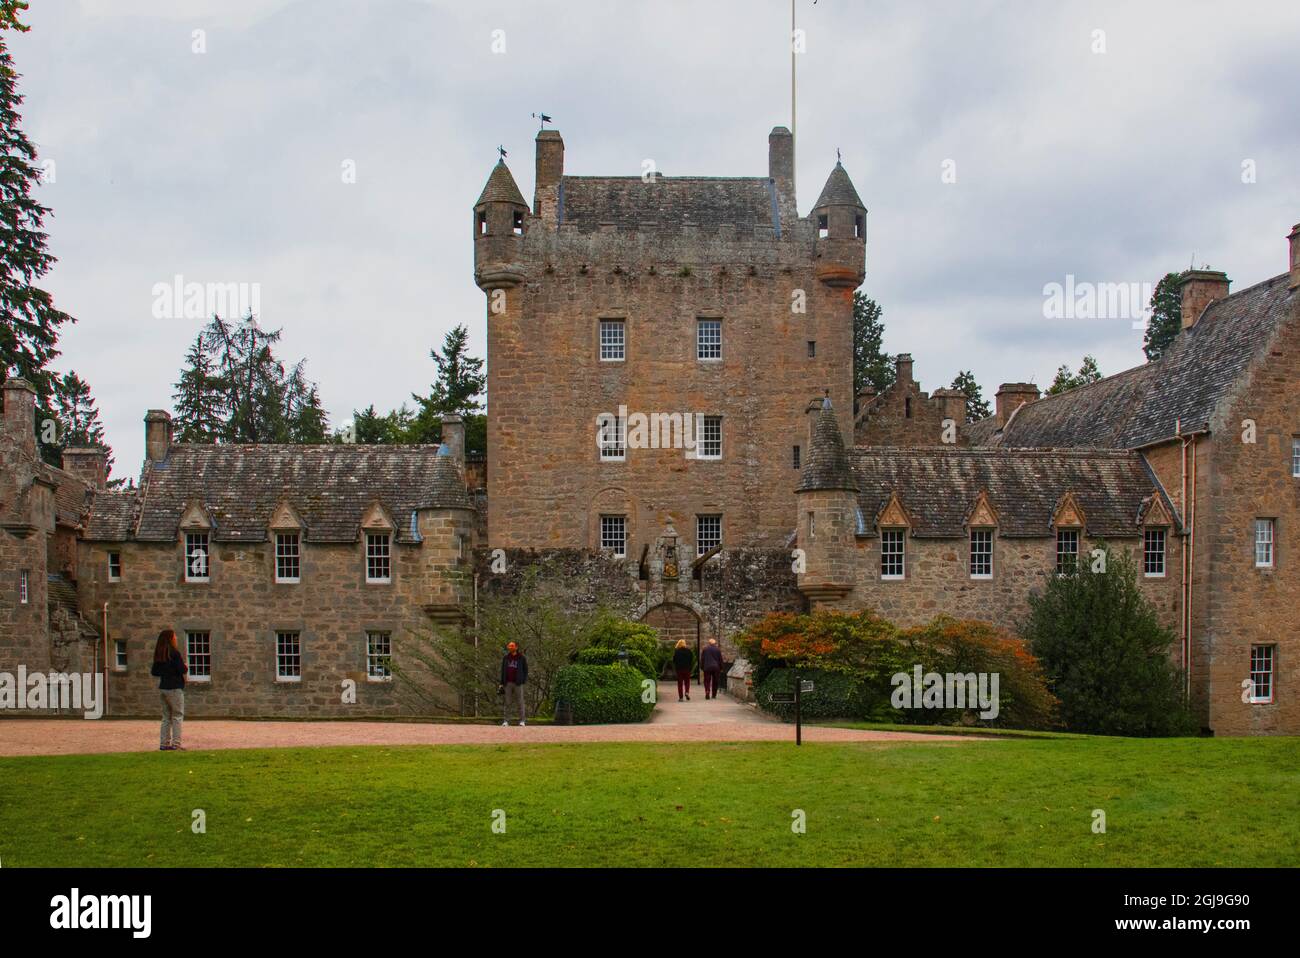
1,736,1297,867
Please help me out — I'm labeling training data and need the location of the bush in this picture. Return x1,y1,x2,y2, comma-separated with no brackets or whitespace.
584,614,670,678
756,668,892,721
1024,546,1196,736
553,664,655,724
574,645,658,679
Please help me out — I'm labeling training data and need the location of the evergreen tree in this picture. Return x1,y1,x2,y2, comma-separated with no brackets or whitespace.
949,370,991,422
852,292,893,400
0,2,29,31
172,332,225,443
410,324,486,443
1143,271,1183,361
53,370,114,478
0,30,76,462
1046,355,1103,396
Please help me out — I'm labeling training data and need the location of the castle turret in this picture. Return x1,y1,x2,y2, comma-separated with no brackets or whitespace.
473,158,528,292
415,444,478,620
811,161,867,289
795,396,859,606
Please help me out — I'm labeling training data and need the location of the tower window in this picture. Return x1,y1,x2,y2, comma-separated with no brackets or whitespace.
807,341,816,358
108,552,122,581
904,397,912,418
698,416,722,460
512,211,524,235
793,445,801,469
477,211,487,235
599,319,625,361
697,319,722,361
598,414,626,460
1255,519,1275,568
817,213,829,239
855,214,865,239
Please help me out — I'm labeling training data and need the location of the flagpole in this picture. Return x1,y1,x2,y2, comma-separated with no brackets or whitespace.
791,0,796,181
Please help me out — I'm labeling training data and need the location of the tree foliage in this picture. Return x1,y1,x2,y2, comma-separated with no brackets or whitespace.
53,370,114,477
852,291,894,400
950,370,992,422
1143,271,1183,361
1046,355,1103,396
1023,547,1196,736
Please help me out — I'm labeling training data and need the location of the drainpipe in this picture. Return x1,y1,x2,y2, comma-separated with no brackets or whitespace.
102,602,109,715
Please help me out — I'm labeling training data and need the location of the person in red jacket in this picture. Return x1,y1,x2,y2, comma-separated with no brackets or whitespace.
499,642,528,726
700,638,724,700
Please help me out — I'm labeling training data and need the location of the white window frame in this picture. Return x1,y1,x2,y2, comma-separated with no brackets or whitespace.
881,529,906,580
113,639,128,672
366,630,393,682
598,414,626,462
1255,519,1275,568
18,569,29,604
1056,529,1080,575
598,319,625,362
697,318,722,361
366,532,392,583
1292,437,1300,479
696,514,722,557
600,515,627,558
275,532,301,583
187,630,212,682
1249,645,1274,704
184,531,210,582
1143,527,1166,578
108,551,121,582
697,415,722,461
969,529,993,579
275,631,302,683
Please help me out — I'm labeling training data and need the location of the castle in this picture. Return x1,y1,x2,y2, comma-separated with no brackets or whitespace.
2,125,1298,735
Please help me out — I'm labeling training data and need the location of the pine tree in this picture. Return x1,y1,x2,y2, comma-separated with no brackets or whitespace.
1046,355,1103,396
410,324,486,443
1143,271,1183,361
172,332,225,442
0,30,76,461
949,370,991,422
54,370,114,477
852,292,893,400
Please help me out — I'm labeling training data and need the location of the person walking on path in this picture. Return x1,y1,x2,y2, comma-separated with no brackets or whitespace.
150,629,188,751
701,637,723,700
672,639,693,702
499,642,528,726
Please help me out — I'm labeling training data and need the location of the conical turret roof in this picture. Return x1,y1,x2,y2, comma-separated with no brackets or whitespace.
797,397,860,493
475,160,527,207
813,161,865,210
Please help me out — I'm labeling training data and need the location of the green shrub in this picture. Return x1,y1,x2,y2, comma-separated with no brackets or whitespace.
574,645,658,679
584,614,670,677
553,664,655,724
756,668,891,721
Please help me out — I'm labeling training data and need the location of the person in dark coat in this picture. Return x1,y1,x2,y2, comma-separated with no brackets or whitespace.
672,639,693,702
499,641,528,726
150,629,188,750
700,637,724,700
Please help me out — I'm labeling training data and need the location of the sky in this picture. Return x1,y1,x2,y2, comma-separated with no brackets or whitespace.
9,0,1300,471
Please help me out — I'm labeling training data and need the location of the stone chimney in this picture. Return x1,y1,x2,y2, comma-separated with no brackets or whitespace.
534,129,564,219
894,353,914,386
769,126,795,216
2,378,37,457
441,413,465,465
932,388,967,425
62,446,108,490
145,409,172,463
1177,269,1230,330
1288,223,1300,290
995,383,1040,429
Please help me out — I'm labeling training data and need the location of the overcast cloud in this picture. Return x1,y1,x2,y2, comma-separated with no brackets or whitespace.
9,0,1300,471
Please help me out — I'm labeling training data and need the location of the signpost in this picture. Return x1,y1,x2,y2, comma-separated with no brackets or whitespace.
772,677,815,744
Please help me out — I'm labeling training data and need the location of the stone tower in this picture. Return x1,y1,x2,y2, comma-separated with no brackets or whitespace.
795,396,859,607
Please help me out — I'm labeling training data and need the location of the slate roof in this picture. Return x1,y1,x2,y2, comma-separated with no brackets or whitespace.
558,175,780,231
847,447,1172,538
812,162,865,209
978,273,1297,449
117,444,473,544
797,400,859,493
83,490,140,542
475,160,527,207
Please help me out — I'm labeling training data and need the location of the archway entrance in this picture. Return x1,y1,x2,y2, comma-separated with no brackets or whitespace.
641,602,702,679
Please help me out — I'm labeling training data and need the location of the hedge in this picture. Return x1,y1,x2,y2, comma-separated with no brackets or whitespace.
553,664,655,724
574,645,659,680
756,668,894,721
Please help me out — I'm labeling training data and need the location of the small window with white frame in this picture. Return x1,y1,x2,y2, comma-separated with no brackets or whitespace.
1249,645,1274,704
969,529,993,579
187,631,211,682
881,529,905,579
108,552,121,582
697,319,722,361
598,319,625,361
113,639,128,672
1255,519,1275,568
697,514,722,556
184,531,210,581
366,532,392,582
275,532,301,583
366,630,392,682
1055,529,1080,575
600,515,627,558
598,414,626,461
18,569,29,604
1292,437,1300,478
697,415,722,460
275,631,302,682
1143,527,1166,577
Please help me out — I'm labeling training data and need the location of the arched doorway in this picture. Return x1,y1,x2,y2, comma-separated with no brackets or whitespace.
641,602,702,678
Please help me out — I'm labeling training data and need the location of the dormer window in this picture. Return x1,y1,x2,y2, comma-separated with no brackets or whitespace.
275,532,301,583
366,532,392,583
881,529,906,580
184,532,210,582
1143,528,1166,577
817,213,829,239
1055,529,1080,575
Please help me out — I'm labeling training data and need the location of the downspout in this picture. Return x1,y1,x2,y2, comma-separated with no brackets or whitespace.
1179,424,1189,697
1188,436,1198,703
102,601,109,716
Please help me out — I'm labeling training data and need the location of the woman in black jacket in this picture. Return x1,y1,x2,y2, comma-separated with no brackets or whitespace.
672,639,693,702
150,629,188,751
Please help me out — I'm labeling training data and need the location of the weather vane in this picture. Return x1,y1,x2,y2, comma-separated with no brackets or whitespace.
531,112,553,131
497,144,508,161
836,147,841,164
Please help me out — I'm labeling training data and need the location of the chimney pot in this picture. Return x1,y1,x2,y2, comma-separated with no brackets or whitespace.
145,409,172,462
441,414,465,465
534,129,564,218
1177,269,1231,330
995,383,1040,429
894,353,914,385
61,446,108,490
1288,223,1300,290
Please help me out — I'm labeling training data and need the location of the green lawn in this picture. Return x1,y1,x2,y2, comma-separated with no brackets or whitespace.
2,737,1297,867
